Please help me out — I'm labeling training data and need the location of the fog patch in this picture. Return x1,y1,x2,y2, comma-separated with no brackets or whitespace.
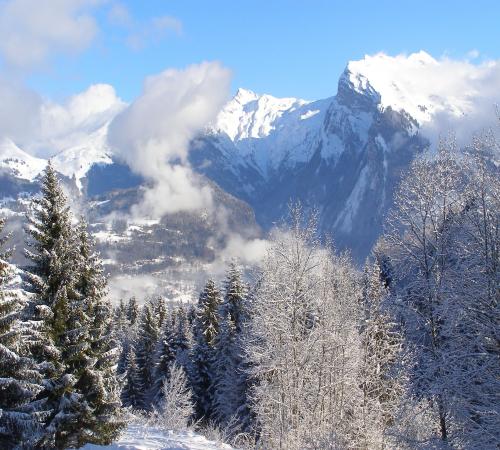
108,62,231,218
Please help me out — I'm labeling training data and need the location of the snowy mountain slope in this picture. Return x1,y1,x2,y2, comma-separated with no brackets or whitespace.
0,83,124,190
51,124,114,189
345,51,479,124
82,424,234,450
0,124,114,190
1,51,493,264
215,87,306,141
0,138,47,181
212,88,331,176
207,55,435,179
0,52,483,193
197,58,430,260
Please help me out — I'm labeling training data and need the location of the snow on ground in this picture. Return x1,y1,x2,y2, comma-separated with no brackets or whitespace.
82,424,233,450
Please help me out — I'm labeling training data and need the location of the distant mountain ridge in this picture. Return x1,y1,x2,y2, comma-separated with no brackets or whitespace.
4,51,482,267
191,56,430,259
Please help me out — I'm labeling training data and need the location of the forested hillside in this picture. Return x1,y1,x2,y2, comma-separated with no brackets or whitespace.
1,132,498,448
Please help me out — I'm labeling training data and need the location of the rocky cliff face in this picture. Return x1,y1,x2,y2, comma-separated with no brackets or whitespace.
192,67,428,260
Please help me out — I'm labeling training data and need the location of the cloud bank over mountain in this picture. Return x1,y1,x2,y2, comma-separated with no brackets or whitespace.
1,51,500,218
108,61,231,217
346,51,500,143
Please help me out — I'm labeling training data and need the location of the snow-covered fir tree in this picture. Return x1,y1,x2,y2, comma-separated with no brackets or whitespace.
23,162,83,448
220,263,247,333
0,217,43,449
151,315,176,406
196,279,221,348
68,219,124,446
23,164,124,448
135,302,161,408
153,297,168,329
212,264,249,428
190,279,222,420
121,347,144,409
170,306,192,372
126,297,139,326
114,300,133,375
211,315,243,428
116,299,126,319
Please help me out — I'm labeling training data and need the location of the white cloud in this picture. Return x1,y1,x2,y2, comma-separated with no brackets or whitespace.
34,83,126,156
219,234,269,265
108,61,231,217
0,0,103,68
151,15,183,35
107,274,161,303
347,51,500,145
0,80,126,187
0,76,42,144
107,3,182,51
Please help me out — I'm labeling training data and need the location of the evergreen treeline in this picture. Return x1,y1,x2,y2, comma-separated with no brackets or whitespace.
116,263,253,434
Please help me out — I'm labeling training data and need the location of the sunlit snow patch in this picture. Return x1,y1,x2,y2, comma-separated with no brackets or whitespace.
300,109,320,120
82,424,234,450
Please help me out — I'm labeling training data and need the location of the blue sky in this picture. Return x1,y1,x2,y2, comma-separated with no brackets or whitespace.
11,0,500,102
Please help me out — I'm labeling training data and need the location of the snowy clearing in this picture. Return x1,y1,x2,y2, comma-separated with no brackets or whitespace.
82,424,234,450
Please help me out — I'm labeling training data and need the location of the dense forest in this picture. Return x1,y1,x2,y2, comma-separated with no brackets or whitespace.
0,135,498,449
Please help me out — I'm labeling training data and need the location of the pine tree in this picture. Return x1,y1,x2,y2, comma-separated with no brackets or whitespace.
121,347,144,409
135,302,160,408
67,219,124,447
115,299,126,323
190,279,222,420
212,264,249,427
23,162,82,448
114,300,130,374
170,306,191,371
126,297,139,325
115,298,138,376
212,316,244,427
153,297,168,329
221,263,247,333
0,217,43,449
22,164,124,448
151,316,177,406
186,304,196,331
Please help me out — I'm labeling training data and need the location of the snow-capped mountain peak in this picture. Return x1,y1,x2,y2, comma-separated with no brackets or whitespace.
0,124,113,189
214,88,309,142
0,138,46,181
233,87,259,104
51,124,113,189
343,51,483,124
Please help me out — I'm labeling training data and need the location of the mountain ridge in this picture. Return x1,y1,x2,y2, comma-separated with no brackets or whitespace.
5,51,490,268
